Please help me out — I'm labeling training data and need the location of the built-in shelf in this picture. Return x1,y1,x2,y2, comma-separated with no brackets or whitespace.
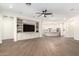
17,18,23,33
17,18,39,33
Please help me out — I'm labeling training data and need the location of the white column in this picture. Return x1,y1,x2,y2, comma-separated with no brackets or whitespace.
14,17,17,42
39,20,43,37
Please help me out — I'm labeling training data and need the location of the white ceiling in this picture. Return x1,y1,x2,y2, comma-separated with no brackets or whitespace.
0,3,79,21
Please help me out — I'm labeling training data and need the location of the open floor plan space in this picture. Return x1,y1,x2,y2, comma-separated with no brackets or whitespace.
1,3,79,56
0,37,79,56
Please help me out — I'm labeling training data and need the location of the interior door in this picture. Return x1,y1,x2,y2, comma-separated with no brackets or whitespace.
2,16,14,40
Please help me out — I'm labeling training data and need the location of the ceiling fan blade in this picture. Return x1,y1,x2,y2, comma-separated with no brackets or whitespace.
37,14,43,17
36,12,42,14
46,13,52,15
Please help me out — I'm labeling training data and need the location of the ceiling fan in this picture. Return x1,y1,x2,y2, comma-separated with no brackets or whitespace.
36,9,53,17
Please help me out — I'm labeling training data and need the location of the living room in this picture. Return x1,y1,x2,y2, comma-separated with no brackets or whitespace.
0,3,79,56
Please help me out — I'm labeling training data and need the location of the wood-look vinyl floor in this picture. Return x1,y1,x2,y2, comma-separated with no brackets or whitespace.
0,36,79,56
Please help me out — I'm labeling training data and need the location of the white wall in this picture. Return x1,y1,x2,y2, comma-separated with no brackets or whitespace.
64,20,74,37
64,15,79,40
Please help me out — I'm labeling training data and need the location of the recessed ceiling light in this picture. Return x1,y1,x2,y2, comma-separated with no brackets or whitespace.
9,5,13,8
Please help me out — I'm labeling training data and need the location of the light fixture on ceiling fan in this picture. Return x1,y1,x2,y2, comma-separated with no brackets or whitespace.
36,9,53,17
